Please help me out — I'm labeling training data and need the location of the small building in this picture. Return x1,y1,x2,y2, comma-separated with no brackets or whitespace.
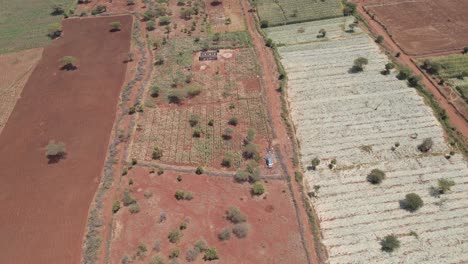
199,51,218,61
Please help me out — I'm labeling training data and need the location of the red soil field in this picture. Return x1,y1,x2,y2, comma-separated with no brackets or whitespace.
0,15,132,264
364,0,468,56
109,167,308,263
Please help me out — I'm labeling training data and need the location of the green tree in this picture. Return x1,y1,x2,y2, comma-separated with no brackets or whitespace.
203,247,219,261
352,57,368,72
47,23,62,39
367,169,385,184
401,193,423,212
109,21,122,31
252,182,265,195
437,178,455,194
380,235,400,252
59,56,77,70
45,140,66,160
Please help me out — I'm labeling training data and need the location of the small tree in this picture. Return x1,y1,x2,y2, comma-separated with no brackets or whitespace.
195,166,204,175
189,114,199,127
418,138,433,153
146,21,156,31
245,128,256,144
351,57,368,72
243,143,259,160
168,229,183,243
397,67,411,80
234,169,250,182
152,146,163,160
47,23,62,39
203,247,219,261
437,178,455,194
232,223,249,238
159,16,171,26
59,56,77,70
260,20,269,28
110,21,122,31
401,193,423,212
384,63,395,74
46,140,66,160
252,182,265,195
464,46,468,54
343,1,356,16
367,169,386,184
408,75,422,87
226,207,246,223
222,127,233,140
318,28,326,38
375,35,384,44
51,4,65,15
218,228,231,241
311,157,320,170
228,117,238,126
167,90,186,104
175,190,193,200
150,85,160,97
91,5,107,15
380,235,400,252
122,190,136,206
112,200,121,213
169,248,180,259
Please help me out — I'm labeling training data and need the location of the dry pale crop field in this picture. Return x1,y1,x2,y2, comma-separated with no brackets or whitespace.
268,19,468,263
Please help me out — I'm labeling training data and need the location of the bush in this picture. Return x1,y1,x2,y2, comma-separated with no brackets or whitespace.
47,23,62,39
150,255,164,264
294,171,303,183
408,75,422,87
59,56,77,70
167,90,186,104
109,21,122,31
159,16,171,25
222,127,233,140
245,128,256,143
112,201,121,213
464,46,468,54
232,223,249,238
367,169,386,184
169,248,180,259
351,57,368,72
318,28,326,38
146,21,156,31
188,114,199,127
418,138,433,152
251,182,265,195
150,85,160,97
51,4,64,15
175,190,193,200
311,157,320,169
186,85,202,97
194,240,208,252
401,193,423,212
195,166,204,174
168,229,182,243
437,178,455,194
226,207,246,223
260,20,269,28
234,169,250,182
397,67,411,80
46,140,66,160
192,129,201,138
129,202,140,214
422,60,441,75
243,143,259,160
384,63,395,74
380,235,400,252
136,243,148,257
265,38,273,47
221,157,232,167
152,146,163,160
228,117,238,126
343,1,356,16
91,5,106,15
186,246,200,262
218,228,231,241
203,247,219,261
375,35,384,44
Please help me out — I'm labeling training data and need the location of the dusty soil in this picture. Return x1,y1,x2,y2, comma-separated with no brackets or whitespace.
0,48,43,134
109,167,308,264
364,0,468,56
206,0,245,33
76,0,139,14
0,15,132,264
354,0,468,138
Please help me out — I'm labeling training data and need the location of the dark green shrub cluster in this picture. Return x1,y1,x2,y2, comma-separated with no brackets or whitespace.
175,190,193,200
401,193,424,212
367,169,386,184
380,235,400,252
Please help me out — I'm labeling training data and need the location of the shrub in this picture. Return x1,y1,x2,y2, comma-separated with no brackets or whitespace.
59,56,77,70
195,166,204,175
311,157,320,169
51,4,65,15
129,202,140,214
146,21,156,31
45,140,66,160
169,248,180,259
186,85,202,97
175,190,193,200
295,171,303,183
222,128,233,140
232,223,249,238
194,240,208,252
186,246,200,262
401,193,423,212
192,129,201,138
47,23,62,39
418,138,433,152
265,38,273,47
159,16,171,25
203,247,219,261
351,57,368,72
126,0,135,5
437,178,455,194
179,220,188,230
167,90,186,104
150,85,160,97
234,169,250,182
245,128,256,143
408,75,422,87
91,5,106,15
380,235,400,252
375,35,384,44
228,117,238,126
189,114,199,127
218,228,231,241
318,28,326,38
251,182,265,195
260,20,269,28
367,169,386,184
168,229,182,243
136,243,148,257
152,146,163,160
384,63,395,74
422,59,441,74
397,67,411,80
207,119,214,126
243,143,259,160
150,254,164,264
221,157,232,167
112,201,121,213
226,207,246,223
109,21,122,31
343,1,356,15
464,46,468,54
122,190,136,206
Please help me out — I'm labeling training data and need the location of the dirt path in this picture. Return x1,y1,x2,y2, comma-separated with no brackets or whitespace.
354,0,468,138
241,1,322,264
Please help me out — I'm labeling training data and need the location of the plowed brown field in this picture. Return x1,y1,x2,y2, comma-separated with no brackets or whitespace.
0,15,132,264
364,0,468,56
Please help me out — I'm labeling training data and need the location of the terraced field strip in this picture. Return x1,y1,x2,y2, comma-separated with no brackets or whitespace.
268,18,468,263
256,0,342,26
131,98,268,166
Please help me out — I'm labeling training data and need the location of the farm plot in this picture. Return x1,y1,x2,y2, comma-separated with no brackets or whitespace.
0,0,74,53
365,0,468,56
132,98,269,166
207,0,245,32
419,54,468,102
0,48,43,134
268,19,468,263
255,0,342,27
108,167,309,264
